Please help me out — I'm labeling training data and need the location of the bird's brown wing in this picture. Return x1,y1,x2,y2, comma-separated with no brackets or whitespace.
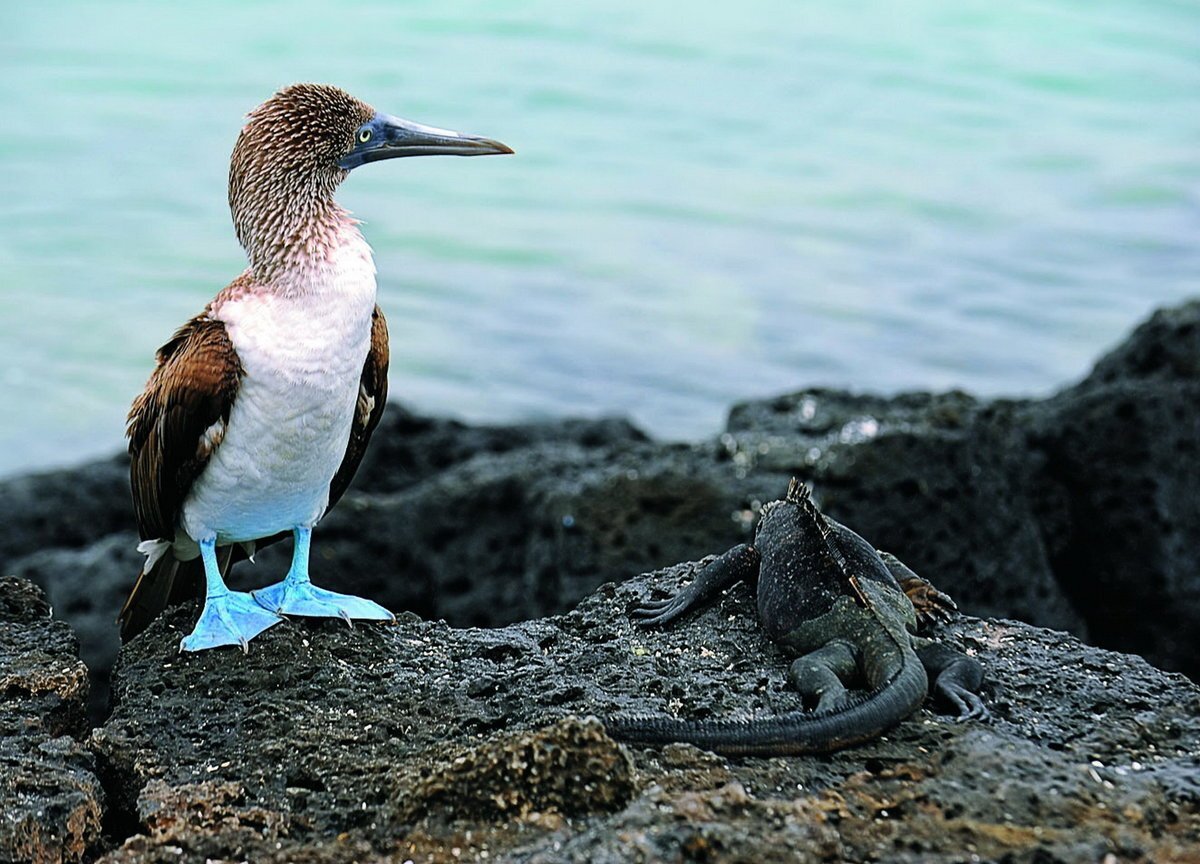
328,303,390,510
120,313,242,639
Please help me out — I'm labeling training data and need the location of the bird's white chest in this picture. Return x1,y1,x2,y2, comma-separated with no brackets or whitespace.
181,239,378,544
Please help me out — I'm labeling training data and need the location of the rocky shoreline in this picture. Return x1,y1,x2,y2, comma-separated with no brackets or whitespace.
2,300,1199,861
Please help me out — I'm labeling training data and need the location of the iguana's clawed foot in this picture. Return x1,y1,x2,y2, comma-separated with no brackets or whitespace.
628,594,692,629
900,576,958,627
937,679,990,721
629,545,759,630
878,551,959,627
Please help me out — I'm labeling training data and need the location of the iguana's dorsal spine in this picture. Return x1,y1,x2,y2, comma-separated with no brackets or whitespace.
787,478,870,608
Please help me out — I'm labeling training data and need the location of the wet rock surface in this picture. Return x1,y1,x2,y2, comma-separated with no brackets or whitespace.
87,561,1200,862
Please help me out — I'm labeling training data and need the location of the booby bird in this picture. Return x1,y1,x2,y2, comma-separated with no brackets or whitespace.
121,83,512,651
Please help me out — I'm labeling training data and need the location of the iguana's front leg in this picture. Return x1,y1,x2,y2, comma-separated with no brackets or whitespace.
879,551,957,627
629,543,760,629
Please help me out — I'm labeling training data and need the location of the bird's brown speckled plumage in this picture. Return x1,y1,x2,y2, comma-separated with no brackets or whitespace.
229,84,376,281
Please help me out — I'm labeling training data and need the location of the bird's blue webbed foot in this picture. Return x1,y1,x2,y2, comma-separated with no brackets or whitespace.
181,591,284,652
252,527,395,624
181,537,283,653
253,580,395,623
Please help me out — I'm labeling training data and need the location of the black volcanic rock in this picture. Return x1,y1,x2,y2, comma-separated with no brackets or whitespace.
0,576,104,863
349,404,651,495
1083,300,1200,387
246,440,765,628
7,298,1200,710
10,533,140,724
87,562,1200,862
721,389,1084,636
1024,302,1200,676
4,299,1200,861
0,453,130,561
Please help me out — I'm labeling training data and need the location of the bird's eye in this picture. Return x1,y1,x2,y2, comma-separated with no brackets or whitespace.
358,128,372,143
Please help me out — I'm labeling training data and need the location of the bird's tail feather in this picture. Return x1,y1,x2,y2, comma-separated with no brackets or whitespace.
118,542,232,642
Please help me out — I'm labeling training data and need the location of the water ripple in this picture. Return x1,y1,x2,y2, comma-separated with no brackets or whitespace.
0,0,1197,475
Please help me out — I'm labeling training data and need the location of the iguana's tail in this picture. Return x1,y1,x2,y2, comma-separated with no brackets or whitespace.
605,642,927,756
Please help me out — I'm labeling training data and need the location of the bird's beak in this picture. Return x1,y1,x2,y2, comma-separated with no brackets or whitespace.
339,112,513,170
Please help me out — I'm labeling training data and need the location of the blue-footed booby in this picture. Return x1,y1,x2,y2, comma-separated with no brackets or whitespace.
121,83,512,651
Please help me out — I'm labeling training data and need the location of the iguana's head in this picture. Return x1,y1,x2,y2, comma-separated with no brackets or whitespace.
755,476,820,540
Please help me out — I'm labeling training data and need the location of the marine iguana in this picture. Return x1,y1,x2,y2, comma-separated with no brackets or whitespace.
606,478,986,756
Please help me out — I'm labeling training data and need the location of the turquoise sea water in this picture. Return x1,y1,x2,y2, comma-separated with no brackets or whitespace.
0,1,1197,479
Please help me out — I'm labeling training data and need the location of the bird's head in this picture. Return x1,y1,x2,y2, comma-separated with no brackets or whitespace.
228,83,512,262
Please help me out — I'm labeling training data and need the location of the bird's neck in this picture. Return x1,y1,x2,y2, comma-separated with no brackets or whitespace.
232,176,366,291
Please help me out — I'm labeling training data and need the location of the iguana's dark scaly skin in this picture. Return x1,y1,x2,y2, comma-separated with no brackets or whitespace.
607,478,987,756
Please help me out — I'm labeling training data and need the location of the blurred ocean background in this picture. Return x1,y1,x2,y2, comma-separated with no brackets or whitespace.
0,1,1197,479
